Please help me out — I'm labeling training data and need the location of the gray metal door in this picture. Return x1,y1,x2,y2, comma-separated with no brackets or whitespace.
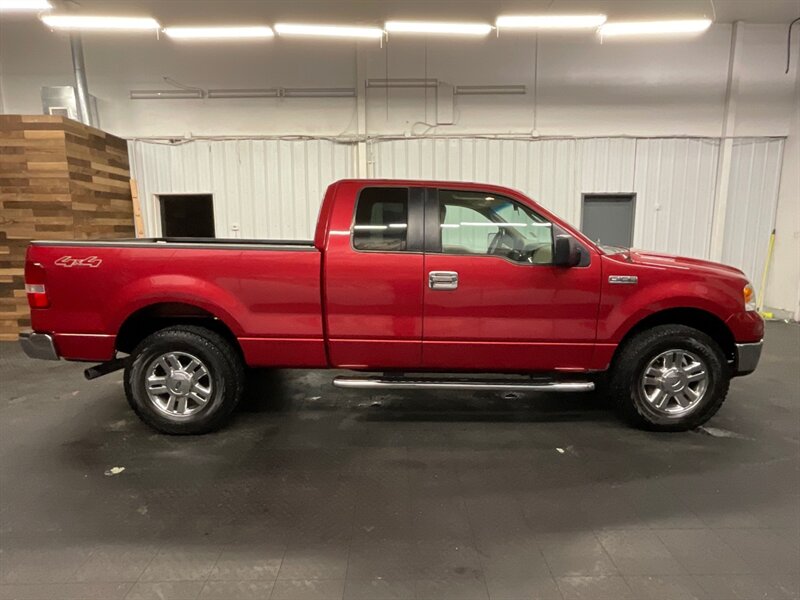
581,193,635,248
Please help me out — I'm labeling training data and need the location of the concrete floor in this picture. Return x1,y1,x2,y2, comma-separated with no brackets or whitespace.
0,322,798,600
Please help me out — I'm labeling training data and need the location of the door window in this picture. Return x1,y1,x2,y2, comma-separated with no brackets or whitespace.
438,190,553,264
352,187,409,251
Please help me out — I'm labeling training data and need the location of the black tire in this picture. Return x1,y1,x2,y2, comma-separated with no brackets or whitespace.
609,324,730,431
124,325,244,435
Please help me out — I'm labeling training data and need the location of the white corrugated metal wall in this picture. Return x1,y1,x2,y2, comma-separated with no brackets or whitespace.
128,136,784,288
371,137,723,259
371,138,581,223
631,138,720,259
128,139,355,239
722,138,785,290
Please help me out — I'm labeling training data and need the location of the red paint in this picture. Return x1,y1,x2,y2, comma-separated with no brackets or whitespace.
422,252,601,371
53,333,116,362
322,182,424,368
24,179,763,372
597,250,763,348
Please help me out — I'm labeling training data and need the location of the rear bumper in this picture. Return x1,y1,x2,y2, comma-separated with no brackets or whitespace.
734,340,762,376
18,331,59,361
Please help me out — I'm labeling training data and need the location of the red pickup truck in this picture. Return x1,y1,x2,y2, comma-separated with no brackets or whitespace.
20,179,763,434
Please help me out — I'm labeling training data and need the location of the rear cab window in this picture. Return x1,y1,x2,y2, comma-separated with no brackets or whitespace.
352,187,410,252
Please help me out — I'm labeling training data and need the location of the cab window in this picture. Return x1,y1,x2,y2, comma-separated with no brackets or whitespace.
352,187,409,251
438,190,553,265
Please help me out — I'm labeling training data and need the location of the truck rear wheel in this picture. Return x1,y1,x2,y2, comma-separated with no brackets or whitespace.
124,325,244,435
609,324,730,431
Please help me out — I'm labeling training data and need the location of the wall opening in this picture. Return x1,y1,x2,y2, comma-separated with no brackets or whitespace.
159,194,215,238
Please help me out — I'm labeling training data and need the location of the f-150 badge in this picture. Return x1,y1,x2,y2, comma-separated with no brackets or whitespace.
55,255,102,268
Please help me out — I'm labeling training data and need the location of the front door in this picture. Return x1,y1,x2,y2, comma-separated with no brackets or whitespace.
422,188,602,372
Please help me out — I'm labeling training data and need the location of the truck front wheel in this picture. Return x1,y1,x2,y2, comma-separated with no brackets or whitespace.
609,324,730,431
124,325,244,434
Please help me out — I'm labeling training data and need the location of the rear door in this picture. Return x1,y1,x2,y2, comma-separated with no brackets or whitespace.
422,187,602,372
324,184,425,369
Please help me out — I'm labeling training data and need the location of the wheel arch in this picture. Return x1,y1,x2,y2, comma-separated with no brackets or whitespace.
115,302,242,356
612,307,736,367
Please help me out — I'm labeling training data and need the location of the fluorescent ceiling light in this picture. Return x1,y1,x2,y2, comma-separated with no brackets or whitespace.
274,23,383,39
599,19,712,37
496,14,607,30
455,84,527,95
208,88,279,99
283,87,356,98
41,14,160,30
0,0,51,11
130,89,203,100
366,78,438,88
207,87,355,99
164,26,274,39
385,21,492,35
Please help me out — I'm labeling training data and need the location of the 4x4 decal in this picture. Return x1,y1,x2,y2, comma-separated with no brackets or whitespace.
55,256,102,268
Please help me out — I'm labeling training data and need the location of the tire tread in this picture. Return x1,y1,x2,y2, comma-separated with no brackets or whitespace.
124,325,244,435
609,324,730,431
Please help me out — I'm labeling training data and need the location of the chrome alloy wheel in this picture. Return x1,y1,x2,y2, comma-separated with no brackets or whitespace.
145,352,213,418
640,349,709,417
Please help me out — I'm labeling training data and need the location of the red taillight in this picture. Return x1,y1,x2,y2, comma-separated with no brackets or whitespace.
24,262,49,308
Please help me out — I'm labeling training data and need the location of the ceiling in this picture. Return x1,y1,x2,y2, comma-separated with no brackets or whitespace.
46,0,800,26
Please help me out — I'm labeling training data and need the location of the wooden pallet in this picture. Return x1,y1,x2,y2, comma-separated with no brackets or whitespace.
0,115,135,340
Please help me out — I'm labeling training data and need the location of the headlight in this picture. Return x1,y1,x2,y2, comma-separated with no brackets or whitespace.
743,283,757,312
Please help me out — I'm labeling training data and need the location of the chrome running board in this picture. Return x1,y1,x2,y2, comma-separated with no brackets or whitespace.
333,376,594,392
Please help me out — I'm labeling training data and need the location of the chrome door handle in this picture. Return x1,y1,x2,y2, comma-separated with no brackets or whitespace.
429,271,458,290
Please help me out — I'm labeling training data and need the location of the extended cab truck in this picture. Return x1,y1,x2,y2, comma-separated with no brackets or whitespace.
19,179,764,434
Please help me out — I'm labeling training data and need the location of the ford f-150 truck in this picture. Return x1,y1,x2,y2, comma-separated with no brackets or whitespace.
19,179,764,434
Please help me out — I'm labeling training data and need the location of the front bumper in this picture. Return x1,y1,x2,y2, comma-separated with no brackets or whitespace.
734,340,763,376
19,332,59,361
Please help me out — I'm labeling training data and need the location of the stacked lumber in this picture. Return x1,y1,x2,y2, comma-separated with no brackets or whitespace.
0,115,134,341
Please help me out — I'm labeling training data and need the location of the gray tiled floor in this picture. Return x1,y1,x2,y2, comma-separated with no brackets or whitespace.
0,322,798,600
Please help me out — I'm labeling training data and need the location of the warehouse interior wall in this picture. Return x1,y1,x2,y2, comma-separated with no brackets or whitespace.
1,15,798,315
1,21,796,138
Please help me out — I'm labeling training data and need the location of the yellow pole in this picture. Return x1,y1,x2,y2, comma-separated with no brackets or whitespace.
757,228,776,316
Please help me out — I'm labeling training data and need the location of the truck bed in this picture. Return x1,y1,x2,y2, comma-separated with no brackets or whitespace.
26,238,326,367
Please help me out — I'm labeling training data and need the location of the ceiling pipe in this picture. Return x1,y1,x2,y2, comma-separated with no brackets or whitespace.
69,33,94,126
